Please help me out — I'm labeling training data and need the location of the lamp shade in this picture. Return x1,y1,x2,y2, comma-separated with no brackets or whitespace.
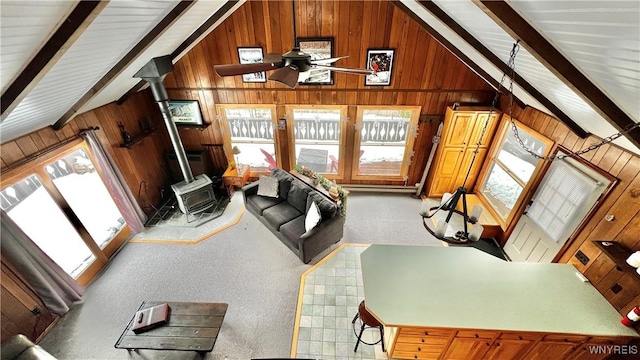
232,146,241,155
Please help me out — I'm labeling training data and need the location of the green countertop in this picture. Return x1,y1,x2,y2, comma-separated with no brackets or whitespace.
361,245,639,337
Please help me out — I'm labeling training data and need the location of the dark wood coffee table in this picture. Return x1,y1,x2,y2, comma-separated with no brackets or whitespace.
115,301,227,354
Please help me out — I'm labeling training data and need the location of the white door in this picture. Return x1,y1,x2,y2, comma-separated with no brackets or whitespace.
505,154,612,262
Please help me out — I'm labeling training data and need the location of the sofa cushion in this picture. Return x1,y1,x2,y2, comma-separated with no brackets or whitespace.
287,181,312,213
257,175,279,198
246,194,285,215
271,169,292,199
263,202,303,230
280,216,306,245
306,192,337,220
305,201,322,232
278,178,291,200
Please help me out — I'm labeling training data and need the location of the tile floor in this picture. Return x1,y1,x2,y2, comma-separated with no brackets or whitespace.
294,245,387,360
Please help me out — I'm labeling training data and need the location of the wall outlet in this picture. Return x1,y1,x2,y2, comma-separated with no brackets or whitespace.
575,250,590,265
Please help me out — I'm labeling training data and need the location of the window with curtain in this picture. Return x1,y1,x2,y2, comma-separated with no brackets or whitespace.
478,119,554,224
218,105,278,174
353,106,420,179
0,139,131,285
286,105,347,178
527,160,599,242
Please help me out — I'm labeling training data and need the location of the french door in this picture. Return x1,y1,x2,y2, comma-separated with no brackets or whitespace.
0,139,130,285
217,104,279,176
286,105,348,179
505,150,613,262
352,106,420,180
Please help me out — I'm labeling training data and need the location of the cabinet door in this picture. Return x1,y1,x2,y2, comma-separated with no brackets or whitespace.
525,341,577,360
442,338,492,360
428,147,465,197
484,339,533,360
469,112,500,147
454,148,488,191
427,147,465,197
443,112,476,147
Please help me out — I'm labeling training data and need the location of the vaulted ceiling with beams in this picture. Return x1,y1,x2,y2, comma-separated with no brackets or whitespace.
1,0,638,155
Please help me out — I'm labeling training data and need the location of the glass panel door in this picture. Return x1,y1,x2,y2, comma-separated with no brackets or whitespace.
353,106,420,179
46,148,127,251
218,105,278,175
287,106,347,178
1,175,98,280
0,139,130,285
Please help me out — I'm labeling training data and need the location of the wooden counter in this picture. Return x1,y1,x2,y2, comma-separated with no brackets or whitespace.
361,245,639,359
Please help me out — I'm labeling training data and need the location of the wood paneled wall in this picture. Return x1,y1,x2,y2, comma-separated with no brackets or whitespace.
0,90,174,341
162,0,495,185
1,257,56,343
508,103,640,322
0,90,172,212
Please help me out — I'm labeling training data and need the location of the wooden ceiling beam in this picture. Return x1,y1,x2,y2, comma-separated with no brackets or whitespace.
391,0,527,110
390,2,497,90
477,0,640,148
417,0,588,138
53,1,196,130
1,1,108,121
116,0,240,105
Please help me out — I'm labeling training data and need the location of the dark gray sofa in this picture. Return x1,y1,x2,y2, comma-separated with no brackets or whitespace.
242,168,344,263
1,334,57,360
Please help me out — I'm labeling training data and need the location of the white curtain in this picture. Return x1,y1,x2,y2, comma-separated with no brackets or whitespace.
1,212,84,316
80,129,146,233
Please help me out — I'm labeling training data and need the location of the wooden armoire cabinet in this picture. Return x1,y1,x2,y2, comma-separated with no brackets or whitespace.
426,106,501,197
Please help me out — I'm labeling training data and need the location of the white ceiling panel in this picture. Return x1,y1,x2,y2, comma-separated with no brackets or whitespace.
509,0,640,120
399,1,550,112
427,0,638,154
80,0,245,114
0,0,76,90
1,0,180,142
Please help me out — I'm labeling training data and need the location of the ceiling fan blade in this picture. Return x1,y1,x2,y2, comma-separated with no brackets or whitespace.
312,65,374,75
264,53,284,65
310,56,349,65
269,66,300,89
214,62,280,77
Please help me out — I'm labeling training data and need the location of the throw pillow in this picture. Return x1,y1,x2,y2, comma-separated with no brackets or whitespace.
257,175,279,198
305,201,322,233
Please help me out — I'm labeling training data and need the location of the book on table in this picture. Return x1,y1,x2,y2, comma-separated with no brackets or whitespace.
132,303,170,334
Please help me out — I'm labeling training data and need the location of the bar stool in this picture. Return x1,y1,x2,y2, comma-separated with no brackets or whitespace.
351,300,385,352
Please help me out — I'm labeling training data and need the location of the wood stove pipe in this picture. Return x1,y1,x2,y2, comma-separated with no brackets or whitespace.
134,55,194,183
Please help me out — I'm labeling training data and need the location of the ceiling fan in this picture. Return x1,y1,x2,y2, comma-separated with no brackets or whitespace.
214,1,374,89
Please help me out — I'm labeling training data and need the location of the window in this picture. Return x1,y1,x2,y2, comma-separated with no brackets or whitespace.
478,118,554,226
353,106,420,179
218,105,279,175
286,105,347,178
0,140,131,285
527,159,600,242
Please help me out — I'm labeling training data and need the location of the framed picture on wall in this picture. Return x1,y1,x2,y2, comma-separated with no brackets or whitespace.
237,47,267,83
167,100,205,126
297,38,334,85
365,49,395,86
